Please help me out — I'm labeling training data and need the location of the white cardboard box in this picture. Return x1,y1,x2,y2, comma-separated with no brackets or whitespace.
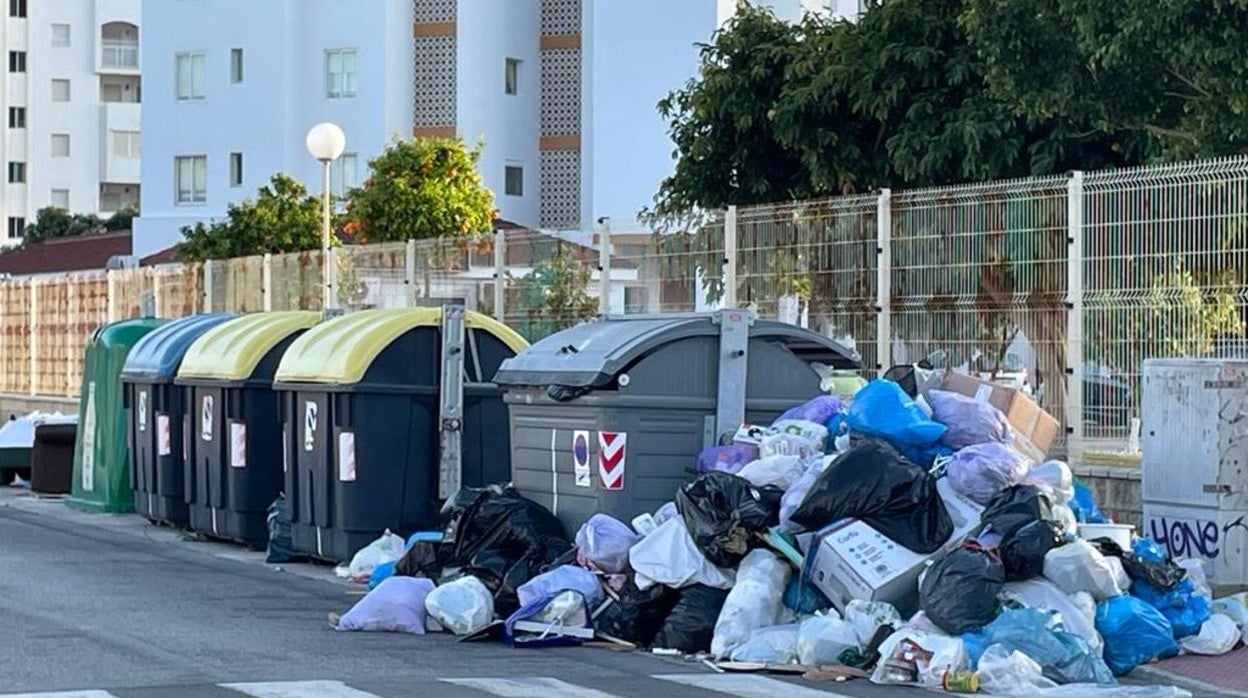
938,477,985,539
808,519,931,616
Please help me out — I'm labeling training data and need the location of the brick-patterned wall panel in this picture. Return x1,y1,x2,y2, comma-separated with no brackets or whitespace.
414,0,455,23
540,48,580,136
414,35,457,128
540,149,580,228
540,0,580,36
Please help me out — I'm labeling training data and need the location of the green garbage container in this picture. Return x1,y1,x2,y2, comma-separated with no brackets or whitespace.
175,311,320,545
273,306,528,561
67,318,168,513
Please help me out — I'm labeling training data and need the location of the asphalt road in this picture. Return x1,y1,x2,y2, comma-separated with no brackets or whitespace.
0,490,1215,698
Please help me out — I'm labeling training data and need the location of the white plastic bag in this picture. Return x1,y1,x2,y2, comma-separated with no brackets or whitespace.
1213,592,1248,629
1000,579,1103,654
336,577,435,634
1051,504,1078,536
630,517,733,591
1025,460,1075,507
736,454,806,490
516,565,604,610
977,644,1058,695
346,529,407,580
730,624,801,664
766,419,828,453
778,455,832,532
425,575,494,635
1042,539,1122,600
1179,614,1241,655
759,433,821,462
653,501,679,525
1106,556,1132,594
870,629,966,686
710,549,790,658
845,599,902,647
575,514,640,573
918,637,970,689
796,613,860,665
1178,559,1213,600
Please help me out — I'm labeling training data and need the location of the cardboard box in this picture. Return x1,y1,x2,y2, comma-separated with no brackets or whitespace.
937,477,984,539
939,372,1060,459
807,519,932,616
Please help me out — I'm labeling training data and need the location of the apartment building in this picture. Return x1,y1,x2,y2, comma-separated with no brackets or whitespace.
133,0,858,257
1,0,141,245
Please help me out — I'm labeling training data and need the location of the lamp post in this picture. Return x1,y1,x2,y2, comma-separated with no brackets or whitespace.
305,122,346,310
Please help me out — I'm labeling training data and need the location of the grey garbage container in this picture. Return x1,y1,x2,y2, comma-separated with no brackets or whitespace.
493,310,862,534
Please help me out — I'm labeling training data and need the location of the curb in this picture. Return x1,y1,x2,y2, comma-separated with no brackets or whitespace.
1134,664,1248,698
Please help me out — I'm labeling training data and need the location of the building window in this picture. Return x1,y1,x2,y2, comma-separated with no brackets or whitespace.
175,52,206,100
330,153,358,197
51,189,69,209
7,217,25,238
230,48,243,83
51,133,70,157
112,130,140,158
504,164,523,196
51,79,70,102
325,48,357,99
7,162,25,183
229,152,243,187
8,107,25,128
175,155,207,204
51,23,70,48
9,51,26,73
8,0,24,18
505,58,520,95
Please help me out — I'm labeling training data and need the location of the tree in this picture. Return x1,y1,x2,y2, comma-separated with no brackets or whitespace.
104,205,138,232
343,137,496,243
179,173,324,262
509,241,599,342
22,208,106,245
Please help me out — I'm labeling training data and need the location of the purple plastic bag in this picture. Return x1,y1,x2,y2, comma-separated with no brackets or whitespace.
695,444,759,475
929,390,1012,450
776,395,845,426
947,442,1032,505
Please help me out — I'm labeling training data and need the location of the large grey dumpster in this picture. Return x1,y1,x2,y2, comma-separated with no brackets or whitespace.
493,311,861,533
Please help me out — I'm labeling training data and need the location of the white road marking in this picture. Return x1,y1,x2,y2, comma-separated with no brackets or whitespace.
442,677,622,698
0,693,118,698
221,681,381,698
655,673,855,698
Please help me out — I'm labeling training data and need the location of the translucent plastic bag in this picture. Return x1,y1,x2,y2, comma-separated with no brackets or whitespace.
776,395,845,425
1096,595,1179,675
730,624,800,664
1025,460,1075,506
695,444,759,475
1213,592,1248,628
337,577,435,634
630,517,733,591
758,434,821,462
1000,578,1104,654
845,599,902,647
767,419,829,454
516,565,603,610
710,549,790,658
426,575,495,635
796,613,860,665
346,529,407,581
1043,539,1123,600
1179,614,1241,655
964,607,1115,685
977,644,1058,695
947,443,1032,505
575,514,639,574
777,456,832,533
736,454,806,490
928,389,1012,450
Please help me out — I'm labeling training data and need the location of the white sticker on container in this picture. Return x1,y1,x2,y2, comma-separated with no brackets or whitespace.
973,384,993,403
201,395,214,442
304,401,318,452
338,431,356,482
137,390,148,432
282,426,289,473
157,414,171,456
82,381,97,491
230,422,247,468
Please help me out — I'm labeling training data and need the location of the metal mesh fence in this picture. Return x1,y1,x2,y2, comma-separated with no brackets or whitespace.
502,229,601,343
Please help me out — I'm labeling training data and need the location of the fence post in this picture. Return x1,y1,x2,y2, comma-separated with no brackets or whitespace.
405,239,418,308
66,277,76,397
492,229,506,322
876,188,892,376
151,269,162,317
1066,171,1086,463
262,253,273,311
28,279,38,396
723,206,738,309
598,218,612,315
203,260,215,313
106,269,118,323
326,247,339,310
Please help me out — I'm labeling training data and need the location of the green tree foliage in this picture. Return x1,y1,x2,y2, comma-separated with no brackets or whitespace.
179,174,324,262
22,208,106,245
509,242,599,342
344,137,496,243
104,205,138,232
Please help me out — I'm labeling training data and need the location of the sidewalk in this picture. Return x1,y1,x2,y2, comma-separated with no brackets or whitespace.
1137,649,1248,697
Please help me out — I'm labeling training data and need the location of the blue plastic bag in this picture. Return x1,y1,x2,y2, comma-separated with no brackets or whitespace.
1069,481,1107,524
504,590,593,648
961,607,1115,685
1132,578,1211,639
777,395,845,426
846,380,946,465
1096,595,1180,675
1132,537,1167,563
368,560,397,590
783,574,831,615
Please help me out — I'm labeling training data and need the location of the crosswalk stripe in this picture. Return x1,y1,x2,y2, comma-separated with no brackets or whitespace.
441,677,622,698
654,673,854,698
220,681,381,698
0,693,118,698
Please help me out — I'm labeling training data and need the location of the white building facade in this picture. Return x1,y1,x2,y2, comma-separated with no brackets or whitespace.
1,0,141,245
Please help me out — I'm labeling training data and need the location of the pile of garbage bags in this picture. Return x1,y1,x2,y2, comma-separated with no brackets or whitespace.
326,373,1236,696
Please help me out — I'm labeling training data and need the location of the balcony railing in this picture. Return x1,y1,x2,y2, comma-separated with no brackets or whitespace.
101,39,138,70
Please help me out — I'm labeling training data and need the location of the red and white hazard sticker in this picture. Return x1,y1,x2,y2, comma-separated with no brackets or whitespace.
230,422,247,468
598,431,626,491
338,431,356,482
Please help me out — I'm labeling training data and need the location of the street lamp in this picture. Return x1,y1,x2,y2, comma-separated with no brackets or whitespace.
305,122,346,310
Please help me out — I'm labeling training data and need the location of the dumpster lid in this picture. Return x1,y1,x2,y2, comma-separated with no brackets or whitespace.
274,307,528,385
177,311,321,381
493,313,862,388
91,317,168,348
119,313,237,381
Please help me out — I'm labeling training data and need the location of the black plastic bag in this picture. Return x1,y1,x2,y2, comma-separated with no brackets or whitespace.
981,485,1054,539
790,439,953,554
920,543,1005,634
1000,519,1064,581
1088,538,1186,592
883,364,941,398
677,471,782,567
439,484,572,615
265,495,298,564
651,584,731,653
596,575,681,646
394,540,443,578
